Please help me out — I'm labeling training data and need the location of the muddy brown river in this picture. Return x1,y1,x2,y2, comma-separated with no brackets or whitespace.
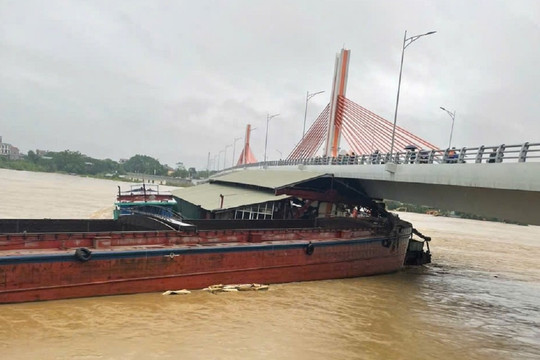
0,169,539,359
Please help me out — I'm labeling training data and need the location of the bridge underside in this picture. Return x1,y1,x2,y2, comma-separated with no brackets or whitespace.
256,163,540,226
359,180,540,225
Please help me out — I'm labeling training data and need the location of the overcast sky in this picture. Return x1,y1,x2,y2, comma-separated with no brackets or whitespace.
1,0,539,169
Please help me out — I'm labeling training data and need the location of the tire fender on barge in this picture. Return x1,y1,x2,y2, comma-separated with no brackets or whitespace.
74,247,92,262
305,242,315,255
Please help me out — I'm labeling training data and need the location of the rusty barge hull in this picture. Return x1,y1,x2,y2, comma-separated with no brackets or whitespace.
0,217,411,304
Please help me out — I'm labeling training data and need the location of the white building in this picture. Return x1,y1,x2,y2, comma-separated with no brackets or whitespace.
0,136,21,160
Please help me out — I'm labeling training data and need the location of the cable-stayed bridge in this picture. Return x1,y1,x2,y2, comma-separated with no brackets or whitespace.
228,49,540,225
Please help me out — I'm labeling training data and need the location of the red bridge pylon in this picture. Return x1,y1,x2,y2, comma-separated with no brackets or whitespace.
288,48,436,160
288,96,437,160
237,124,258,166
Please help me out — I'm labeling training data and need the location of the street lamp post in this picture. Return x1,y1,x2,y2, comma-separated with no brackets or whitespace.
223,144,232,169
275,149,282,159
213,154,219,171
303,90,325,138
232,137,242,167
218,150,224,171
389,30,437,160
440,107,456,148
264,113,280,163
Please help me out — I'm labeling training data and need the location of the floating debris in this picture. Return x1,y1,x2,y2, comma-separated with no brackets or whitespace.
222,287,239,292
162,289,191,295
203,283,269,294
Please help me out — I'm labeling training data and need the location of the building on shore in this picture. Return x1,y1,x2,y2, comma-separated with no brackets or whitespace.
0,136,20,160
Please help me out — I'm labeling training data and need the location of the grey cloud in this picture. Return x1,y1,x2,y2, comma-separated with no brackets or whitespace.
1,0,539,168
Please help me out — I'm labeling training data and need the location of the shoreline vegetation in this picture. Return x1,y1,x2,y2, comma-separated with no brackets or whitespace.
0,150,212,185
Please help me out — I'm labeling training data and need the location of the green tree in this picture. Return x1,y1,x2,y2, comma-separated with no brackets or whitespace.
122,155,167,175
172,168,189,178
27,150,39,163
51,150,86,174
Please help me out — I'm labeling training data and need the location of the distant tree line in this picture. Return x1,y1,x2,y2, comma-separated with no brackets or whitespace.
0,150,213,180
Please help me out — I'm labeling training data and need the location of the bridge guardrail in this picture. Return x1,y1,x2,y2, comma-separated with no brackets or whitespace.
225,142,540,171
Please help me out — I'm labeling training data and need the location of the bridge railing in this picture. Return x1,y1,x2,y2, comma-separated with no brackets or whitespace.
227,142,540,171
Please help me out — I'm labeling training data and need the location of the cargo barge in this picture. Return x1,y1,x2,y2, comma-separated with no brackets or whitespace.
0,213,426,304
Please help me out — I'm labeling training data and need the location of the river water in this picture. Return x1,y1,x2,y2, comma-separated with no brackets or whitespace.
0,169,539,360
